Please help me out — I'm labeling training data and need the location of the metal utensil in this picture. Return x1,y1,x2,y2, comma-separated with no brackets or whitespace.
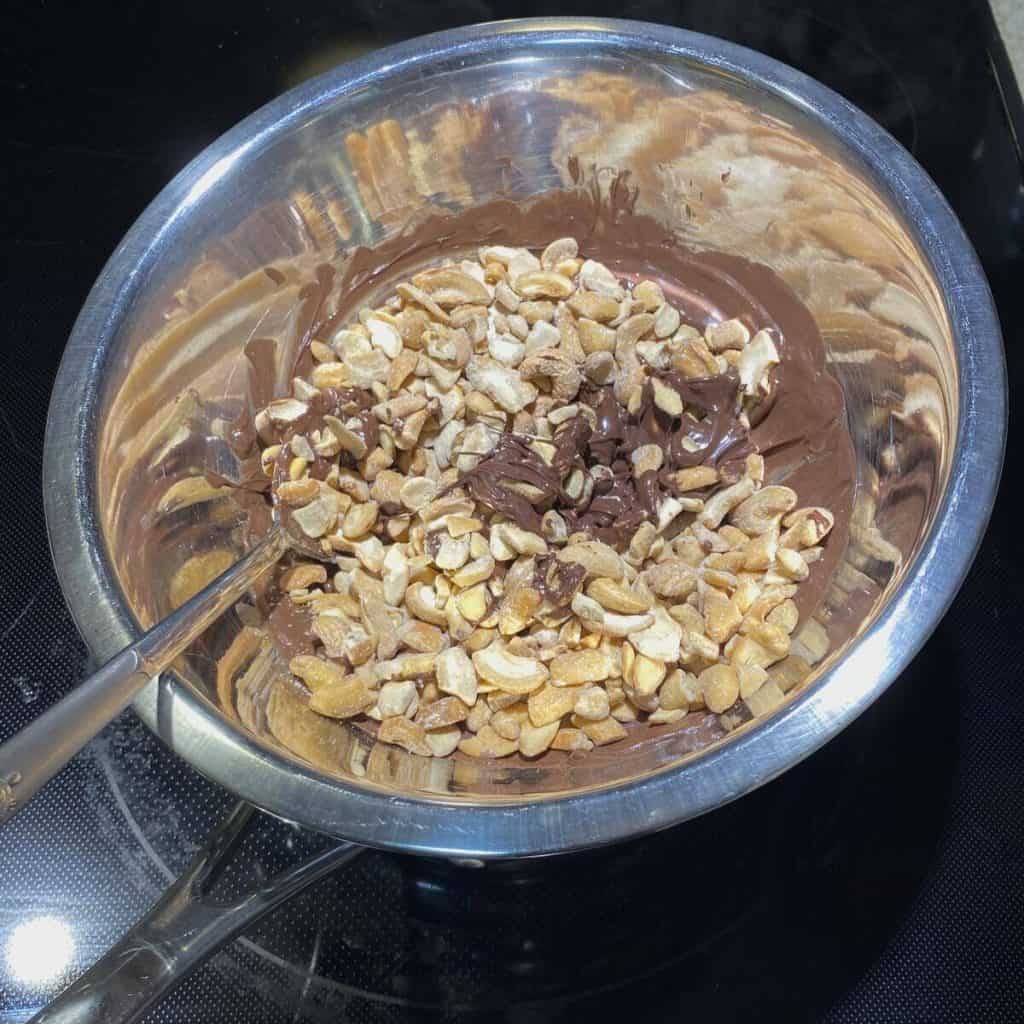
0,442,325,824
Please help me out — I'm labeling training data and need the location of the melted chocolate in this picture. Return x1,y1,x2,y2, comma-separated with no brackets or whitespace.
266,596,315,662
458,435,569,534
458,370,749,546
534,554,587,609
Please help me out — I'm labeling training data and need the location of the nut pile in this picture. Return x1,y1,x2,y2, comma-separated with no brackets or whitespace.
253,239,834,759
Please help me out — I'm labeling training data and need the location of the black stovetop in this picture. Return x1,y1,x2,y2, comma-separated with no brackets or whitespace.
2,2,1022,1022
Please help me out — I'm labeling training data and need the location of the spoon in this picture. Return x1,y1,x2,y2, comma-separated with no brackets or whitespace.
0,440,330,826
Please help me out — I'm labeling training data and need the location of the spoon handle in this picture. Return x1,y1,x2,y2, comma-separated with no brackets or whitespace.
0,528,288,825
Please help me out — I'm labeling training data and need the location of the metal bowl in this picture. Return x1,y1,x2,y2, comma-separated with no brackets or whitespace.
43,19,1005,858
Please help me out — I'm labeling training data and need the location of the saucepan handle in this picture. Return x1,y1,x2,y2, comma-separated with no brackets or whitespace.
29,802,362,1024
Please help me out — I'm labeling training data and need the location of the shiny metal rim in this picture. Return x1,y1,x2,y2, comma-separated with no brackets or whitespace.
43,18,1006,858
